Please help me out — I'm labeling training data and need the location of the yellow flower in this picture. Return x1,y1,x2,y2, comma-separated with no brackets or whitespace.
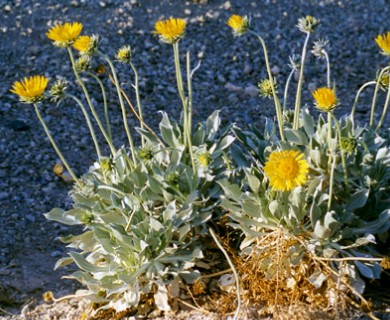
73,35,98,55
258,78,277,98
10,75,49,104
154,17,186,44
116,45,132,63
227,15,249,37
375,32,390,56
264,150,309,192
197,152,212,167
312,87,338,112
46,22,83,47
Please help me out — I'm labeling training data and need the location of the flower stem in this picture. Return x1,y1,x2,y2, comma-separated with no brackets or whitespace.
283,69,294,113
330,113,349,193
109,74,165,146
324,50,331,88
186,51,196,175
370,66,390,129
67,48,116,155
130,61,145,147
67,94,101,159
99,51,136,165
327,112,332,164
33,104,79,185
173,42,196,174
376,78,390,131
351,81,376,121
293,32,311,130
87,72,112,141
327,155,336,212
173,42,188,147
249,30,285,140
209,228,241,320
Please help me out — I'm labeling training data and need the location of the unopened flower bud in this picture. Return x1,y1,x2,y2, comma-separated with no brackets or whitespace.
297,16,319,33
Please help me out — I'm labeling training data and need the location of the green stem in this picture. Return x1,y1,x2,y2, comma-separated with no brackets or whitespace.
249,30,284,140
327,155,336,212
67,48,116,155
327,112,332,165
67,94,101,159
87,72,112,141
283,69,294,113
370,66,390,129
209,228,241,320
351,81,376,121
173,42,189,147
173,42,187,111
33,104,79,185
99,51,136,166
324,50,331,88
186,51,196,175
293,32,311,130
130,61,145,147
330,113,349,193
376,79,390,131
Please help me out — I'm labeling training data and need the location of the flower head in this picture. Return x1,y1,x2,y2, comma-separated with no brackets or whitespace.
197,152,212,167
46,22,83,47
312,87,338,112
116,45,132,63
49,79,68,103
99,158,112,173
375,32,390,56
10,75,49,104
42,291,54,303
227,15,249,37
73,35,99,55
340,137,356,154
75,55,91,72
139,148,154,161
94,65,106,75
297,16,319,33
311,39,329,59
264,150,309,191
377,69,390,91
288,54,301,71
53,163,64,176
258,78,277,98
154,17,186,44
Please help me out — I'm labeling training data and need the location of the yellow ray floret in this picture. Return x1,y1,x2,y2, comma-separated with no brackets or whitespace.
312,87,338,112
154,17,186,44
73,35,92,52
264,150,309,192
375,32,390,56
10,75,49,104
227,15,249,36
46,22,83,47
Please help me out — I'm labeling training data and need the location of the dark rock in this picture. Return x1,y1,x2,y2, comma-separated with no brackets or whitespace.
8,120,30,131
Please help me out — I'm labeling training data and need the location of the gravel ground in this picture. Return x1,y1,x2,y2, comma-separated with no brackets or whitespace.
1,0,390,318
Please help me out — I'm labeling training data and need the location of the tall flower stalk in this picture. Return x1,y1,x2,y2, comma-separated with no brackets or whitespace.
377,79,390,131
129,61,145,146
98,52,136,165
67,48,116,155
67,94,101,159
293,31,311,130
351,81,376,120
87,71,112,141
369,66,390,129
33,104,79,185
293,16,319,130
154,17,196,174
249,30,285,140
